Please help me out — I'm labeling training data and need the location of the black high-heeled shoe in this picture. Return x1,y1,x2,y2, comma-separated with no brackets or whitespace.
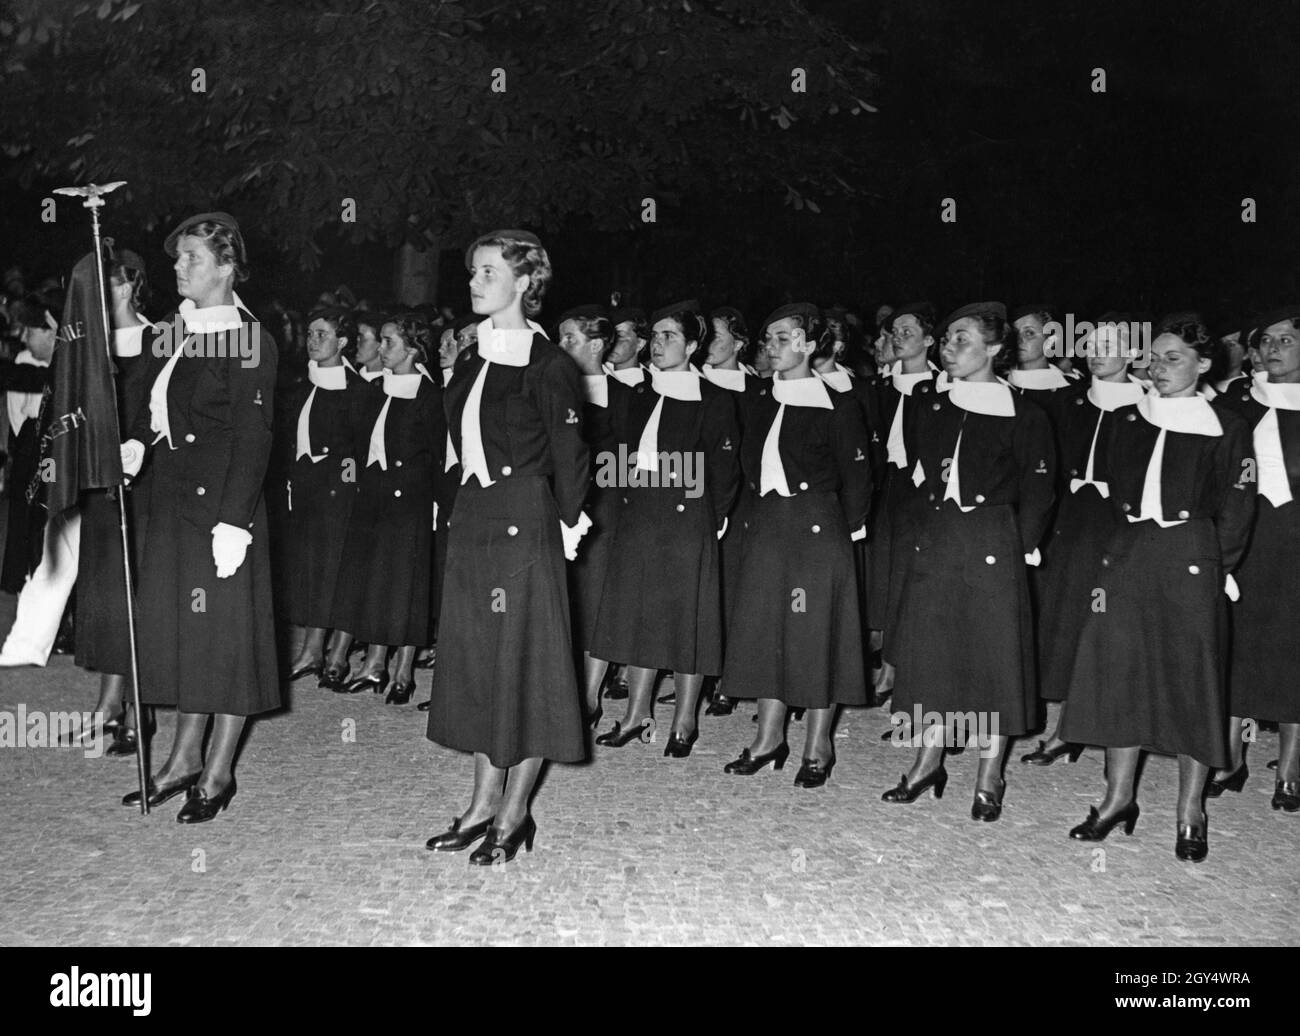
1271,780,1300,813
121,770,202,808
413,649,437,670
584,700,603,731
287,659,323,681
1205,763,1248,797
469,816,536,865
595,718,652,747
881,765,949,803
426,815,494,852
1175,817,1208,862
971,779,1006,822
385,679,415,705
1020,740,1085,766
723,743,790,774
663,728,699,758
793,754,834,788
177,777,238,824
1069,802,1140,841
319,663,348,691
606,677,629,701
658,690,677,705
705,693,735,716
416,698,433,712
790,707,806,722
344,671,389,695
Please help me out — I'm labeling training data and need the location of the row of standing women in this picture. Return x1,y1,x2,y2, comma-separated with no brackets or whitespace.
47,212,1295,866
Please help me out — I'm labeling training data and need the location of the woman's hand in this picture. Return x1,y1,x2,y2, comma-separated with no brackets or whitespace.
120,439,144,478
212,523,253,578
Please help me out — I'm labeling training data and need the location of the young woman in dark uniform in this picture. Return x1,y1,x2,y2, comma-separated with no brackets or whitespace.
867,302,939,710
1061,315,1255,860
1022,315,1145,764
282,307,367,683
118,211,279,822
590,300,740,757
722,304,872,784
1210,306,1300,813
75,251,153,754
425,230,590,864
883,302,1057,821
701,305,761,717
352,312,386,383
328,313,443,704
1009,304,1080,413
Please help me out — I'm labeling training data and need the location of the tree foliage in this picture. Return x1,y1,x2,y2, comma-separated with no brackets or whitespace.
1,0,880,270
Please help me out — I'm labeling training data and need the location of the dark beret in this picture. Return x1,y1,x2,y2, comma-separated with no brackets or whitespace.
891,301,936,325
650,299,706,340
760,302,821,335
709,306,745,325
944,301,1006,328
453,313,481,334
1011,302,1055,324
164,211,245,261
559,304,610,324
610,307,646,327
1255,305,1300,333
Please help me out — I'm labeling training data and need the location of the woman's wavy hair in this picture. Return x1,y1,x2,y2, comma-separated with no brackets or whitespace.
948,307,1017,377
171,219,249,283
307,305,357,357
347,310,382,364
1155,312,1219,383
708,307,751,362
387,310,434,368
107,254,149,312
464,233,552,318
564,312,615,362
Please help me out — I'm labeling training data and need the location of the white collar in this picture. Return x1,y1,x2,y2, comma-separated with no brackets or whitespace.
702,363,747,393
360,367,384,382
606,363,646,386
649,364,702,401
888,360,937,395
113,323,148,358
1137,392,1222,436
771,372,834,409
816,362,854,393
1250,371,1300,411
441,365,454,387
382,364,433,398
939,374,1016,416
476,317,547,367
1008,365,1071,390
179,293,247,334
1087,375,1146,412
307,359,349,390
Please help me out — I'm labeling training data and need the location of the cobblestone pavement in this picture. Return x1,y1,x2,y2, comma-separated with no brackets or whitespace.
1,590,1297,947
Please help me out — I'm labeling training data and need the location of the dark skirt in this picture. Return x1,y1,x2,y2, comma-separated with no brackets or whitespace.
892,502,1036,735
1035,485,1115,702
874,473,927,663
1060,519,1229,768
74,483,144,675
1,426,44,594
284,456,356,629
134,452,280,716
1229,498,1300,723
718,485,754,634
568,484,618,653
427,475,584,767
589,483,723,676
722,491,866,707
330,465,434,646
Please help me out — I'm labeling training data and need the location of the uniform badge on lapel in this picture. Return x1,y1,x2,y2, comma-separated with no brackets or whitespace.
854,447,866,461
253,389,264,406
722,437,733,451
565,408,578,424
1034,458,1047,474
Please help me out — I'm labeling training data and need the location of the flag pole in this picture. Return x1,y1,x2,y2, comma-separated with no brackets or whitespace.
55,182,149,815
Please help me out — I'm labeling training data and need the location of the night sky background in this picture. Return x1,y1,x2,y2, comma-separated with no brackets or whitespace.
2,0,1297,331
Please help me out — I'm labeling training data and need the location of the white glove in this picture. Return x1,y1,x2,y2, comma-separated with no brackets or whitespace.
1024,549,1042,567
561,511,593,561
716,516,729,540
850,524,867,542
212,523,253,579
1225,574,1240,602
120,439,144,478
